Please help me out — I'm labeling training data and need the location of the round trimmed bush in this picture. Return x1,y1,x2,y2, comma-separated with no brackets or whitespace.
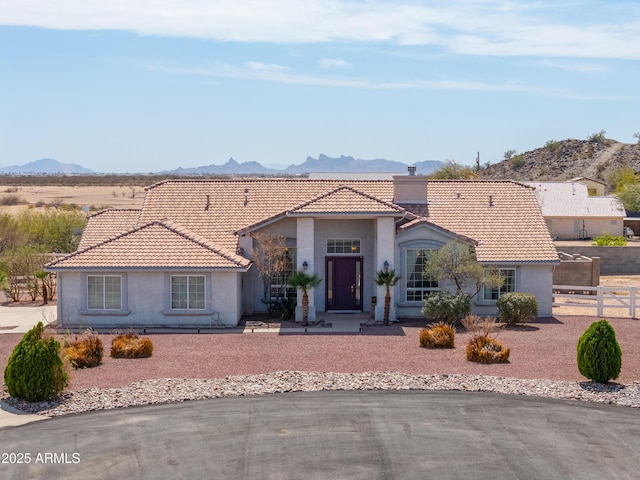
497,292,538,325
577,319,622,383
3,322,68,401
422,291,471,325
466,336,510,364
419,322,455,348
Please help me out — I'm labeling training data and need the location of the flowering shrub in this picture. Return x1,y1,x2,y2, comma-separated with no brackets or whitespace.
497,292,538,325
421,291,471,325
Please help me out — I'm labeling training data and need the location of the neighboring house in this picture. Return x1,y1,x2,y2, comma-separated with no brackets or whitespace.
526,182,626,240
568,177,607,196
47,173,559,329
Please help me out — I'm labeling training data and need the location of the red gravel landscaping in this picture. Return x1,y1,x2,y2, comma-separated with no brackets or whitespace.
1,316,638,391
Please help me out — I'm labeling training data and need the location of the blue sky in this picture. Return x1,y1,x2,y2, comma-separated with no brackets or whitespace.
1,1,639,173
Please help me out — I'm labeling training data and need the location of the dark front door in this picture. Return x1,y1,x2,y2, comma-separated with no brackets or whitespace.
326,257,363,311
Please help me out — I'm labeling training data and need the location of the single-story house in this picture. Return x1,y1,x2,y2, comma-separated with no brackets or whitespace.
47,172,559,328
526,181,626,240
568,177,608,196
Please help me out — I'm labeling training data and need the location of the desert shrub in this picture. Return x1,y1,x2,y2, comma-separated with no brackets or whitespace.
592,232,627,246
587,130,606,143
0,194,24,206
419,322,455,349
421,291,471,325
461,314,498,337
508,154,525,168
3,322,68,401
577,320,622,383
64,330,104,369
497,292,538,325
466,336,510,364
111,333,153,358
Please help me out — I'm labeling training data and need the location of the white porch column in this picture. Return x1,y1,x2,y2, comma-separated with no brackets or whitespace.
375,217,397,322
296,217,316,322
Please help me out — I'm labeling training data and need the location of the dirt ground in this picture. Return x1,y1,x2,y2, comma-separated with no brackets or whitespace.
0,185,145,212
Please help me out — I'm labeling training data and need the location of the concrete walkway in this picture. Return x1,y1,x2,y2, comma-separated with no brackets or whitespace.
0,305,56,334
1,391,639,479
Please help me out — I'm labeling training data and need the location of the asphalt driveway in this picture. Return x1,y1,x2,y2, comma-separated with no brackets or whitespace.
2,390,639,479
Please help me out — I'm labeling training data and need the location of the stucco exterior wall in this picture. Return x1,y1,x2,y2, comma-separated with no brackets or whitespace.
547,217,623,240
470,264,554,317
56,269,243,329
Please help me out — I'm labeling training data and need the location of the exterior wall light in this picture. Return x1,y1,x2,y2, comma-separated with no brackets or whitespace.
302,261,308,271
383,260,389,272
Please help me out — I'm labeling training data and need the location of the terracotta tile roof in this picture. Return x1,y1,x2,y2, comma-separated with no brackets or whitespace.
48,220,251,270
237,186,410,234
64,178,557,267
78,209,141,250
138,179,394,251
423,181,558,263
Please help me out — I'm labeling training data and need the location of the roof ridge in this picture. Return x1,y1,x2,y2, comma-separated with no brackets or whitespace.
47,219,248,269
289,184,405,213
87,208,141,219
157,220,247,266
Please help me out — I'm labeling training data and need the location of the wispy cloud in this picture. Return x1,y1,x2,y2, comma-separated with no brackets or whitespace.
2,1,640,60
146,60,639,100
318,57,352,69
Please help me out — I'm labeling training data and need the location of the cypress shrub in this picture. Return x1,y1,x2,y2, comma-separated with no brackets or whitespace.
577,320,622,383
3,322,68,401
497,292,538,325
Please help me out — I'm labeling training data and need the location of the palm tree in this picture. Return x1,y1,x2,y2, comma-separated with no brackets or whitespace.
374,269,401,326
288,271,322,326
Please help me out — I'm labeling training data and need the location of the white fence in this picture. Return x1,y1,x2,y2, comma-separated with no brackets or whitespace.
553,284,638,318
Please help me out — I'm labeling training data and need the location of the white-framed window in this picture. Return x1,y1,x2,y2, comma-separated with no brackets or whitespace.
171,275,205,310
483,268,516,301
270,247,296,300
87,275,122,310
327,238,361,254
406,249,438,302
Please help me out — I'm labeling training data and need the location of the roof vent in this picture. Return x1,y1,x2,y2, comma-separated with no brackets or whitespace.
205,194,210,211
408,165,417,176
489,195,494,207
244,188,249,207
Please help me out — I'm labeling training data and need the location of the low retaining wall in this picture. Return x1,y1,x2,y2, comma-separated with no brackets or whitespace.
554,253,600,286
554,245,640,274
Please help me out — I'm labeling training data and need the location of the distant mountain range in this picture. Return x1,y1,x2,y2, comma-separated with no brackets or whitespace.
0,155,446,176
0,158,95,174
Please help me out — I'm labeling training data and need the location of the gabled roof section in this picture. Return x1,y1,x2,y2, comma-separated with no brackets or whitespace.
424,180,558,263
78,209,141,250
288,186,408,216
236,185,410,235
47,220,251,270
398,218,479,246
140,179,394,249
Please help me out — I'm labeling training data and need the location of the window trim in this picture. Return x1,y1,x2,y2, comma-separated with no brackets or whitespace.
326,238,361,255
404,248,439,302
81,273,129,316
482,268,517,301
170,274,206,311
